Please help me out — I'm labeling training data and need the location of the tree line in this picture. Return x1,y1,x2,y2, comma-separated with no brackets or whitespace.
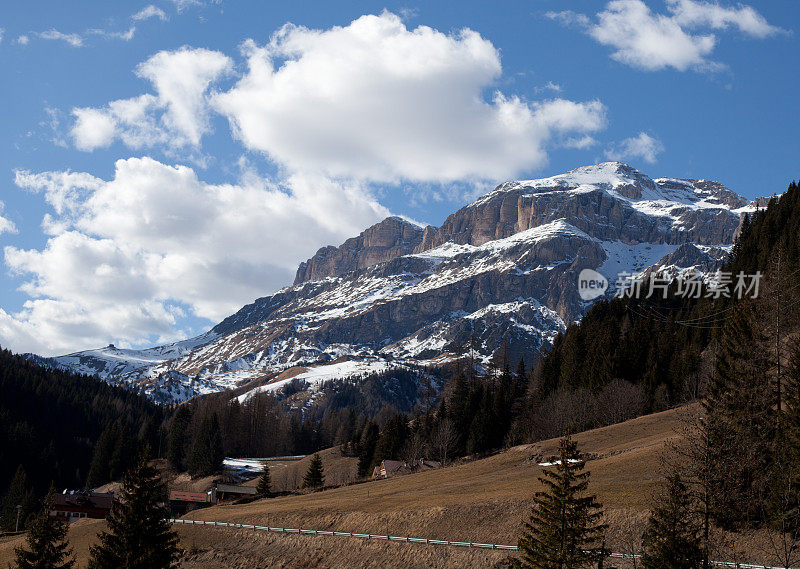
0,349,159,531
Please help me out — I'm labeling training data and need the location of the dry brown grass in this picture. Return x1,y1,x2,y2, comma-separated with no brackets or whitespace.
2,404,785,568
264,447,358,493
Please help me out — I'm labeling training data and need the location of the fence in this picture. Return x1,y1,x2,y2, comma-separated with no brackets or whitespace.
169,518,797,568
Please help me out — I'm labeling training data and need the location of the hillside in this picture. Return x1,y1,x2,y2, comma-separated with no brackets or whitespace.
6,404,778,569
46,162,756,403
0,348,160,499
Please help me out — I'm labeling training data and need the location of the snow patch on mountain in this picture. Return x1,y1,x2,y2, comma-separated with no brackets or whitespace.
44,162,755,404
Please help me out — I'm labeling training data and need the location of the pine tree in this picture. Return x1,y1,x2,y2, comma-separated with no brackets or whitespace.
256,462,271,498
13,490,75,569
1,465,35,531
166,406,192,471
87,457,180,569
302,453,325,490
702,303,775,528
187,413,224,478
641,473,704,569
513,437,607,569
86,422,118,488
356,421,379,478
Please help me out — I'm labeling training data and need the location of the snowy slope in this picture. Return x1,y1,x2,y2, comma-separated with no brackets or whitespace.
48,162,754,403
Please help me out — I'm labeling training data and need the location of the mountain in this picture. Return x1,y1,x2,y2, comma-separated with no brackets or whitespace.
45,162,756,404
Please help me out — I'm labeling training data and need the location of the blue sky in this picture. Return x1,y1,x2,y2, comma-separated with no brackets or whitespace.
0,0,797,355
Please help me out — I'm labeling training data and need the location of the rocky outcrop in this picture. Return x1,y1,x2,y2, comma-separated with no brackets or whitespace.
294,216,424,284
52,162,758,403
417,163,744,250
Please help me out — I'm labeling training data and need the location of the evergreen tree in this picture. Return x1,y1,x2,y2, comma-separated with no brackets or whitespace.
702,303,775,528
256,463,271,498
13,490,75,569
187,413,224,478
641,473,705,569
0,347,158,496
513,437,607,569
356,421,379,478
371,415,409,465
166,406,192,471
1,465,35,531
87,457,180,569
302,453,325,490
86,422,119,488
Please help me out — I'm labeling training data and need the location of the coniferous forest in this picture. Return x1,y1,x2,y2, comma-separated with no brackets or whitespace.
0,349,159,529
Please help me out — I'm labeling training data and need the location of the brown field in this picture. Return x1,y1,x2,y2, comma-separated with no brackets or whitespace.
0,404,788,568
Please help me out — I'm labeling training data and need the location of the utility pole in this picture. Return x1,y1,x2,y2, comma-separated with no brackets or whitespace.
15,504,22,532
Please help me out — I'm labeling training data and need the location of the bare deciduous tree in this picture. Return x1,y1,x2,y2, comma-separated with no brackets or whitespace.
432,419,458,465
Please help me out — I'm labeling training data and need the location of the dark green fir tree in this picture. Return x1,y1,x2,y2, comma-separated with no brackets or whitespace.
87,456,180,569
302,453,325,490
13,489,75,569
256,463,271,498
166,406,192,471
187,413,224,478
641,472,705,569
513,437,607,569
1,465,36,532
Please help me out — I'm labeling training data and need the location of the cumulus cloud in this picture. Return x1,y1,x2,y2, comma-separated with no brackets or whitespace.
213,13,606,183
17,35,30,46
605,132,665,164
548,0,784,72
24,12,610,355
132,5,168,21
71,47,232,151
4,158,389,355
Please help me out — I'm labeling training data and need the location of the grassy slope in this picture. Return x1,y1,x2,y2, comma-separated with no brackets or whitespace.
0,405,699,568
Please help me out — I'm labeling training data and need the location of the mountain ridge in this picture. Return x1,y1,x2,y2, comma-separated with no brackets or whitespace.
41,162,757,403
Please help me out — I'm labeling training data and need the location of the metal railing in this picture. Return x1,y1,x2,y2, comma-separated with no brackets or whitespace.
169,518,797,568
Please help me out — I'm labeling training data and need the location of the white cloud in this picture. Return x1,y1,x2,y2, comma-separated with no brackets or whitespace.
0,202,17,235
89,26,137,41
70,47,232,151
667,0,785,38
532,80,563,94
213,12,606,184
132,5,169,21
170,0,203,13
27,12,609,354
605,132,664,164
4,157,389,355
17,35,29,46
549,0,784,72
37,29,84,47
563,135,597,150
546,11,591,29
0,29,4,43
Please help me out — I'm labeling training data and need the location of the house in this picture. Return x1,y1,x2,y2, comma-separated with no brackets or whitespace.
372,459,442,479
168,490,213,516
50,491,114,522
372,459,405,479
214,483,257,502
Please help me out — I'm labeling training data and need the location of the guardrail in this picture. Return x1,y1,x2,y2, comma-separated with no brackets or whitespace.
169,518,796,568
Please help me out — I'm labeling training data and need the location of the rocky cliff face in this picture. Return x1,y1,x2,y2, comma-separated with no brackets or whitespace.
49,162,754,403
294,216,425,284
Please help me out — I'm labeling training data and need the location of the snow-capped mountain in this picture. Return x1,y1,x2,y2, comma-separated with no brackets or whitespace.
45,162,756,404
